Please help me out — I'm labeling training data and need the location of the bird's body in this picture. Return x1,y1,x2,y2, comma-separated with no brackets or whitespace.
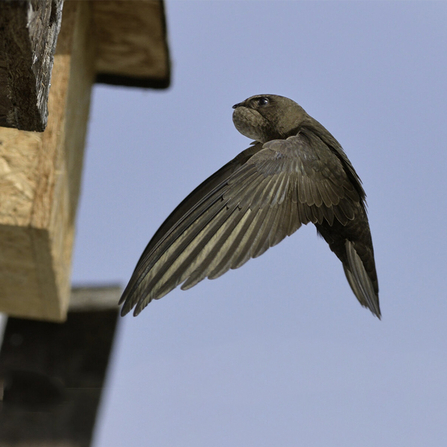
120,95,380,317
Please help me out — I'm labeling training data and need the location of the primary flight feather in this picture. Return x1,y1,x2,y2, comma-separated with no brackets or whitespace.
120,94,380,318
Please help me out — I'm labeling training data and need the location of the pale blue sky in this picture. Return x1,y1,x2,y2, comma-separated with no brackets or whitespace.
71,2,447,446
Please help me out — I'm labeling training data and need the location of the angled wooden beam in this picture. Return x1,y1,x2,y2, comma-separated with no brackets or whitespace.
0,288,120,446
0,0,64,131
0,1,171,321
0,0,171,133
0,2,95,321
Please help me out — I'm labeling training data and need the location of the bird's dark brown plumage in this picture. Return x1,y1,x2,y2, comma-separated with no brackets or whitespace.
119,94,380,317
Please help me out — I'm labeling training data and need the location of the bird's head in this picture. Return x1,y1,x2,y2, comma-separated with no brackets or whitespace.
232,94,307,143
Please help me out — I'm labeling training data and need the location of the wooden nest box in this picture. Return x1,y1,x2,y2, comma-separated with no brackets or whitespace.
0,1,170,321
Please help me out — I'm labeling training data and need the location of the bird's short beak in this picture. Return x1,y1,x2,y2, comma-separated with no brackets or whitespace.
232,102,243,109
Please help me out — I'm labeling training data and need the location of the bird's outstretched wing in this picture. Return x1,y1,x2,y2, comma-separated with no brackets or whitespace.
120,130,379,317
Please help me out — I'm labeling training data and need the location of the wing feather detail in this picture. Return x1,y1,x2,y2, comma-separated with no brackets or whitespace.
120,131,378,317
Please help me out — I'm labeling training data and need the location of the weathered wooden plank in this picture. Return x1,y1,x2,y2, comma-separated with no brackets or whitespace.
0,1,171,321
0,0,64,131
93,0,171,88
0,305,119,446
0,1,171,132
0,1,95,321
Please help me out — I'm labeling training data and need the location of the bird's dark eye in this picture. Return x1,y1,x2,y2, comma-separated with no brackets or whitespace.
257,97,269,107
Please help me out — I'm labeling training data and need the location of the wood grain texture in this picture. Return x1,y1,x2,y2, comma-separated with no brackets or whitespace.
0,1,171,321
0,1,171,130
0,2,95,321
0,0,64,131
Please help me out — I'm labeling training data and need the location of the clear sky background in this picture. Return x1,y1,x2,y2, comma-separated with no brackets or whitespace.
70,2,447,446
